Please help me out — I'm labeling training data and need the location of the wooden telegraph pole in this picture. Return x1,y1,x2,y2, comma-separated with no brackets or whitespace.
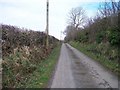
46,0,49,49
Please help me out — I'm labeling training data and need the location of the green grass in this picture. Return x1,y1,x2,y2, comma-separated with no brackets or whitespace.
69,41,119,76
20,45,61,88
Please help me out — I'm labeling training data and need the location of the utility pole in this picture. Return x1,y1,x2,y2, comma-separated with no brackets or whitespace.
60,31,62,41
60,31,63,44
46,0,49,49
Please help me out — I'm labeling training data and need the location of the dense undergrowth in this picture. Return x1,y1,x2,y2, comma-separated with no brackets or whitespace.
1,24,60,88
25,45,61,88
64,1,119,77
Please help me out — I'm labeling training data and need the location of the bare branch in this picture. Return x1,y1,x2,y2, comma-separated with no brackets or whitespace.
68,7,86,29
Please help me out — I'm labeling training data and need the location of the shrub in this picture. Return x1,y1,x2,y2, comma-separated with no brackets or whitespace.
1,24,59,88
96,31,106,44
107,26,120,46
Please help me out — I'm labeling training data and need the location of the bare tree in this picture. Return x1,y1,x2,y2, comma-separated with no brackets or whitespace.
68,7,86,29
111,0,119,14
64,25,76,41
98,1,111,17
98,0,119,27
98,0,119,17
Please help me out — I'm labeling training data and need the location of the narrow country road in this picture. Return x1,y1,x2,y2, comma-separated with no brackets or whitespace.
51,43,118,88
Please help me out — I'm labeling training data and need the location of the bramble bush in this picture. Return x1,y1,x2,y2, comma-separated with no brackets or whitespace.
107,26,120,46
1,24,59,88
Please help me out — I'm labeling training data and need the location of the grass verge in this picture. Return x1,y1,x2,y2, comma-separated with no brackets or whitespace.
21,45,61,88
69,41,119,77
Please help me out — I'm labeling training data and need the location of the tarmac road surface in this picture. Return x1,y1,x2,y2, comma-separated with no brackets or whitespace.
51,43,118,88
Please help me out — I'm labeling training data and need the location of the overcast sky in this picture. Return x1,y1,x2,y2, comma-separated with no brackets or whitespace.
0,0,108,40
